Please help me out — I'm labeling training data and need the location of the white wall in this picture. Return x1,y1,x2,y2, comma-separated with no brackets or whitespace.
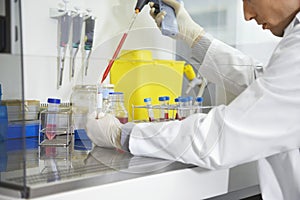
0,54,22,99
3,0,281,102
0,0,5,16
235,1,281,65
20,0,175,103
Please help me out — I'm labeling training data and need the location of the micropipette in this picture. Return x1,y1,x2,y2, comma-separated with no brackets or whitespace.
135,0,181,37
100,13,137,83
57,12,72,88
83,14,96,76
70,9,84,78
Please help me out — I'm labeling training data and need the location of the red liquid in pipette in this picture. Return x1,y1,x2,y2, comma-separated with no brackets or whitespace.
101,32,128,83
100,14,137,83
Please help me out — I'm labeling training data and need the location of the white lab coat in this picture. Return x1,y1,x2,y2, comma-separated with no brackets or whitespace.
129,12,300,200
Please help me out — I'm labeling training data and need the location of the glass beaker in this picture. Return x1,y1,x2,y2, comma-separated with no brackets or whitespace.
71,85,97,132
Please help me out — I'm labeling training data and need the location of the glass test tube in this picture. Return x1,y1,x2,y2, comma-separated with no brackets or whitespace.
187,96,193,116
178,97,188,120
195,97,203,113
174,98,179,120
144,98,155,122
158,96,166,121
164,96,170,120
46,98,61,140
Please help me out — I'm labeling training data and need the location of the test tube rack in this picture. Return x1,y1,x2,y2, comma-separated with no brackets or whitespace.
131,104,214,123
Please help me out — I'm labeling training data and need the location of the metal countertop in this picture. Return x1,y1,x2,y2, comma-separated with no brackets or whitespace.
0,138,193,198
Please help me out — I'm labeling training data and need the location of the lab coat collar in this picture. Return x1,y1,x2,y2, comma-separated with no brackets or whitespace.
283,11,300,36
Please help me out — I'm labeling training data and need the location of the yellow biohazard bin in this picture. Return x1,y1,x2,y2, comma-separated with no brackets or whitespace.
110,50,185,121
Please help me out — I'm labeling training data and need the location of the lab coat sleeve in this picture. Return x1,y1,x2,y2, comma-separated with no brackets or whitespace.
192,34,262,95
128,27,300,170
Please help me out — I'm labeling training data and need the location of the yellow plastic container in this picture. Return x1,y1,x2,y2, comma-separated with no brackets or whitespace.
110,50,185,121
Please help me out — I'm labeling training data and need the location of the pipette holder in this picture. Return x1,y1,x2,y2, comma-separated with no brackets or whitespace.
49,0,74,19
39,108,72,147
50,1,92,88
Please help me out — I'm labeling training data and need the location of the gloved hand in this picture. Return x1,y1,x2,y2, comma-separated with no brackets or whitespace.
86,112,122,149
150,0,205,47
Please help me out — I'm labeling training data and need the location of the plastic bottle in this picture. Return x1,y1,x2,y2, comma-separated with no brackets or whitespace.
46,98,61,140
109,92,128,124
144,97,155,122
195,97,203,113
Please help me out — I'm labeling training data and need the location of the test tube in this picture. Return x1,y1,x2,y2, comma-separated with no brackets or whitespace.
46,98,61,140
164,96,170,120
195,97,203,113
177,97,183,120
174,97,179,120
144,98,155,122
187,96,193,116
158,96,166,121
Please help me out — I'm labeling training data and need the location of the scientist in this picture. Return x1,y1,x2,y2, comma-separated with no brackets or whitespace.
87,0,300,199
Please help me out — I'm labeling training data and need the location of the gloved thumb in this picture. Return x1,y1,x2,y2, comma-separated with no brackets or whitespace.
162,0,181,14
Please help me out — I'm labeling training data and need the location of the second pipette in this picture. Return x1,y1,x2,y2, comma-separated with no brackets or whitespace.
100,14,137,83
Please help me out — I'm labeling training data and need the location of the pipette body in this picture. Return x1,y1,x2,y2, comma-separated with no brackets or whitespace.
135,0,181,37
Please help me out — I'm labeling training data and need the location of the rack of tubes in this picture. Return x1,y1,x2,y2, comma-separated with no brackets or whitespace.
131,104,214,123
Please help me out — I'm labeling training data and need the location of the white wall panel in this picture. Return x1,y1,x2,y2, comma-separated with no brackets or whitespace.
20,0,175,102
